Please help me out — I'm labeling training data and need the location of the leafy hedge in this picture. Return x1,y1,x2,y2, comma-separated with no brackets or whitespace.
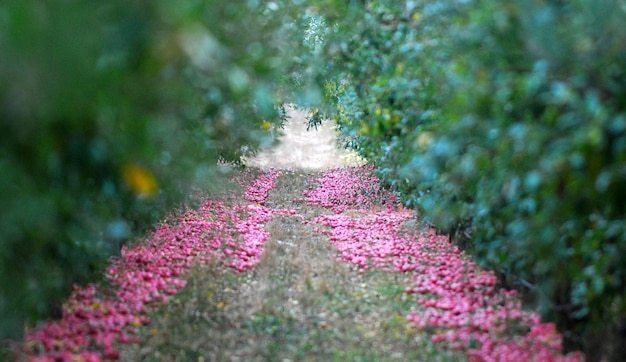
312,0,626,360
0,0,308,345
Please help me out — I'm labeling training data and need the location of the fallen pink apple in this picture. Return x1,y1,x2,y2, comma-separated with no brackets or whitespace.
304,165,583,362
21,168,303,361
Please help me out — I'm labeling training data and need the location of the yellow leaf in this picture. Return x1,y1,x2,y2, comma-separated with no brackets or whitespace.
122,163,159,198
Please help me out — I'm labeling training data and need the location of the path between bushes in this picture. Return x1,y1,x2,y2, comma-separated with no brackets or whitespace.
117,168,459,361
20,112,583,361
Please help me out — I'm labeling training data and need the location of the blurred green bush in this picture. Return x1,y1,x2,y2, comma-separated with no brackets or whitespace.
314,0,626,360
0,0,308,344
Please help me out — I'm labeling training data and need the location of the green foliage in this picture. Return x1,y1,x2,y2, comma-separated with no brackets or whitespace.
312,0,626,358
0,0,308,343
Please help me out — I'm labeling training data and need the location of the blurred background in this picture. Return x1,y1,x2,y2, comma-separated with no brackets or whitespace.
3,0,626,360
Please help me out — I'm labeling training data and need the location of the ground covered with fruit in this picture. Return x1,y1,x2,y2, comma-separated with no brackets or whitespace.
19,165,582,361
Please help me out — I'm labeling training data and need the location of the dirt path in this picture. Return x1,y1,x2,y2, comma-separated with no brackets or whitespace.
119,171,456,361
116,113,426,360
117,114,454,360
244,105,363,171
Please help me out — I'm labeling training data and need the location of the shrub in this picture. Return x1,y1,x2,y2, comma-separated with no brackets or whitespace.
314,0,626,359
